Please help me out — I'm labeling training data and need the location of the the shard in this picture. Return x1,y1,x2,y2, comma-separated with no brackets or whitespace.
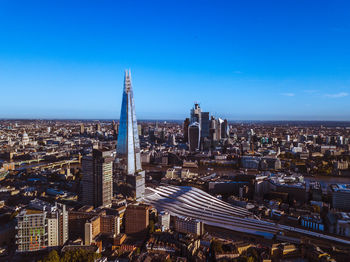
116,70,145,200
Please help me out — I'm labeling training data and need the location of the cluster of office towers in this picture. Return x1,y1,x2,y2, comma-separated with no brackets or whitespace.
69,72,229,210
184,103,229,151
81,70,145,208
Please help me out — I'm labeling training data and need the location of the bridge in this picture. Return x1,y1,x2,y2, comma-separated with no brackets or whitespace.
14,158,44,166
31,159,79,170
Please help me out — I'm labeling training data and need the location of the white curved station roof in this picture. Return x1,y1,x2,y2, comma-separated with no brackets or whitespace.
143,185,278,237
143,185,350,245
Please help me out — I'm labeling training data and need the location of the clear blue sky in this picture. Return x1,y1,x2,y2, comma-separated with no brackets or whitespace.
0,0,350,120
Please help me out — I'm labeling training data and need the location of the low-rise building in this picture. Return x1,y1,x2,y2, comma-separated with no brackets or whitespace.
158,211,170,231
175,216,202,236
300,214,324,231
125,204,149,235
331,184,350,211
69,206,119,245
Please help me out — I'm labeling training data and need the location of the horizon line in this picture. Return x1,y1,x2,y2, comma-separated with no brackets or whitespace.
2,118,350,123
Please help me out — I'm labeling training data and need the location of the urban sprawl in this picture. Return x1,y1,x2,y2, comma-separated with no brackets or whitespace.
1,71,350,261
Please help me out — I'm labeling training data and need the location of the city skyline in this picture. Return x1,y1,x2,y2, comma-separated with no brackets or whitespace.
2,1,350,260
1,1,350,120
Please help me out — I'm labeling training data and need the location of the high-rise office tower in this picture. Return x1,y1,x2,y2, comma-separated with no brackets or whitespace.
210,116,217,142
190,103,201,124
188,122,201,151
116,70,145,200
189,104,210,150
221,119,229,139
81,149,113,208
201,112,210,138
183,118,190,143
217,118,224,140
149,128,156,142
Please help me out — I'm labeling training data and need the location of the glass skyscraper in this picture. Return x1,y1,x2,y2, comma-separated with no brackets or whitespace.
117,70,142,175
116,70,145,200
189,122,201,151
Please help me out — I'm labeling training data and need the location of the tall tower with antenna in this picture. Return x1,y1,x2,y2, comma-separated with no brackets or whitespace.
116,70,145,200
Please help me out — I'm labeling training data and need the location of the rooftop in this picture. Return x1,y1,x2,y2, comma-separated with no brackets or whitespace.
331,184,350,193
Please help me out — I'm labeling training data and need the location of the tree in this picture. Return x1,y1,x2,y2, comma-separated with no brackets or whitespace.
247,247,259,261
246,256,255,262
60,249,101,262
45,250,60,262
40,249,101,262
38,250,60,262
211,240,223,254
136,247,141,255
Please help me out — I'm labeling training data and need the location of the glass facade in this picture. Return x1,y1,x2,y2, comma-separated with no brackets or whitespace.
201,112,210,138
117,70,142,175
189,122,201,151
